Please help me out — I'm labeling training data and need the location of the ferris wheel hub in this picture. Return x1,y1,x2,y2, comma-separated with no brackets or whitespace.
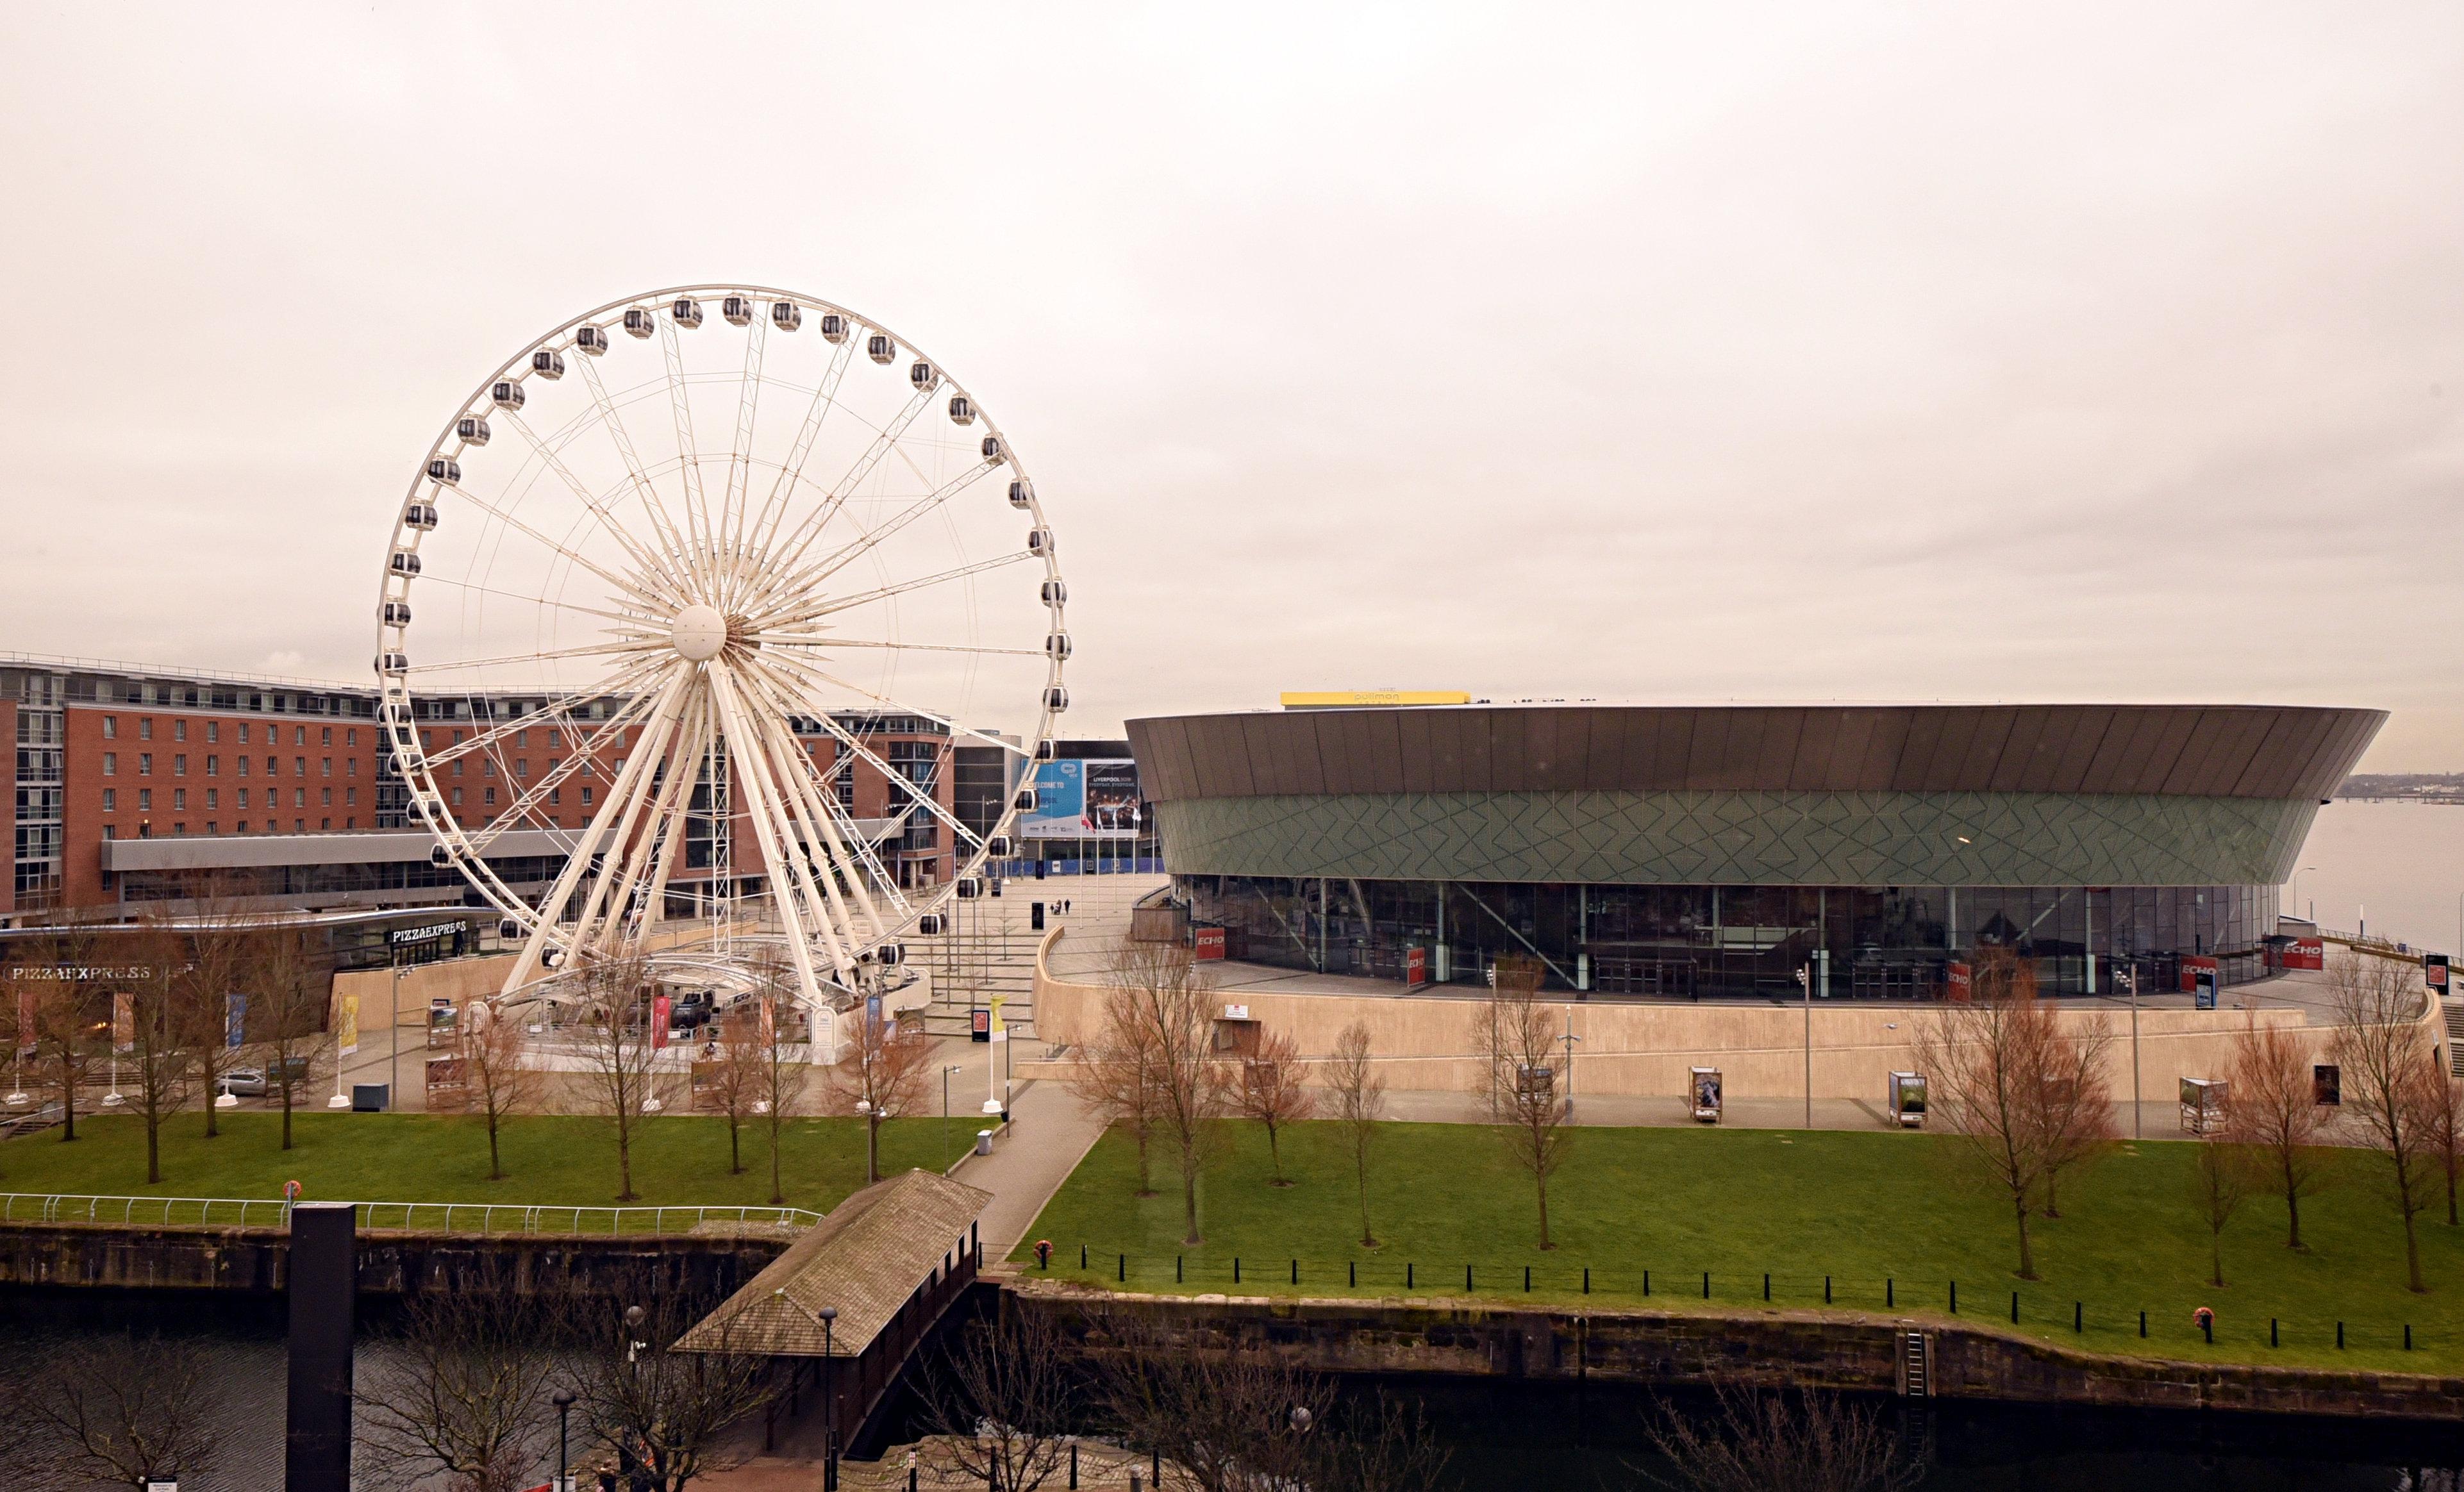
670,602,728,662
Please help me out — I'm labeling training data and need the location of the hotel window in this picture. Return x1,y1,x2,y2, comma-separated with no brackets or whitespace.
451,788,464,806
514,729,527,748
483,760,496,779
101,825,115,841
238,723,251,743
102,716,117,739
321,817,331,830
550,787,562,805
321,727,333,746
452,729,465,745
237,820,248,833
103,752,117,775
206,720,219,742
294,727,306,746
138,789,153,811
174,754,187,775
346,728,357,747
173,789,187,809
138,753,153,775
453,760,464,777
345,816,355,829
174,720,187,742
139,718,153,740
294,756,305,777
102,788,115,811
321,787,333,806
206,755,218,776
265,755,276,774
294,819,304,833
206,822,218,833
581,785,594,805
238,788,251,808
516,759,529,778
294,788,306,808
549,729,562,749
347,759,358,777
237,756,250,777
206,789,219,809
485,786,497,806
346,787,357,805
139,824,153,838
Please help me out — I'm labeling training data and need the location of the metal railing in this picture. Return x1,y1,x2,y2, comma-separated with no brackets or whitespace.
0,1192,823,1235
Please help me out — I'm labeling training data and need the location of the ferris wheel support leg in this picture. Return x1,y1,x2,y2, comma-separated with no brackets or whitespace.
604,690,708,936
501,672,692,995
742,656,911,935
733,704,868,975
706,672,842,1011
735,658,892,947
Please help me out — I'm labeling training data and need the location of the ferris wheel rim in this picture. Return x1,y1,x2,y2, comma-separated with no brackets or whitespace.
375,283,1066,988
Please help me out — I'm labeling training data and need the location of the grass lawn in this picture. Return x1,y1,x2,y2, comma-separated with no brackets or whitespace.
1015,1120,2464,1373
0,1110,978,1215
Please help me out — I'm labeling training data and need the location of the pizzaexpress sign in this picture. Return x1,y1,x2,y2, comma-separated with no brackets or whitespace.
388,920,476,947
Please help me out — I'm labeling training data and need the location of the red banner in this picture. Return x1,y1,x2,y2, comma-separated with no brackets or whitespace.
1404,946,1428,988
1945,961,1971,1003
2179,955,2220,994
651,993,672,1049
1193,926,1226,961
2283,937,2324,971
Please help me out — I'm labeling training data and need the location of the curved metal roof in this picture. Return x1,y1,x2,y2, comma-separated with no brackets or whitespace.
1127,704,2384,804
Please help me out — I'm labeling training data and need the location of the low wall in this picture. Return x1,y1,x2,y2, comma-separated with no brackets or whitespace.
0,1222,787,1297
334,954,522,1027
1009,1285,2464,1422
1034,936,2440,1107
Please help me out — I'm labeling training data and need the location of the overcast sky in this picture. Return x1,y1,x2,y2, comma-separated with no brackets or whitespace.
1,4,2457,766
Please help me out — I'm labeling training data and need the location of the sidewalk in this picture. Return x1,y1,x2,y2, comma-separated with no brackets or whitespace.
950,1068,1107,1259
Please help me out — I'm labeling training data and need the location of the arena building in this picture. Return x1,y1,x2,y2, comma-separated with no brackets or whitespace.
1126,700,2384,1000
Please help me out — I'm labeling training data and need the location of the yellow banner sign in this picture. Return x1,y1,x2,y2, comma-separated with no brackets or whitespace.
1279,691,1470,709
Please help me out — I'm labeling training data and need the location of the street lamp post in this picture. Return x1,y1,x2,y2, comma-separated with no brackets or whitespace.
2120,963,2142,1140
389,957,405,1108
2290,865,2318,925
820,1306,839,1492
944,1064,962,1120
551,1387,576,1492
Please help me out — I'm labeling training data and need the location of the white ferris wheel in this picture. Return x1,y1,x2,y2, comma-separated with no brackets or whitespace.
374,285,1067,1043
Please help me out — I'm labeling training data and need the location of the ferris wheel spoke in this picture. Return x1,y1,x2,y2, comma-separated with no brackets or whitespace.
638,690,715,931
744,334,857,582
460,687,668,849
420,656,665,770
656,315,719,593
727,679,877,973
753,382,941,581
498,667,694,993
756,550,1037,632
495,408,688,605
730,658,911,929
558,677,701,965
403,639,657,677
757,647,1036,758
717,312,769,615
433,478,678,613
419,571,664,631
751,633,1040,659
768,460,1002,601
744,653,985,853
573,345,695,568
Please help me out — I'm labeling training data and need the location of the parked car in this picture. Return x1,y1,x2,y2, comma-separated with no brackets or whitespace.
222,1056,315,1097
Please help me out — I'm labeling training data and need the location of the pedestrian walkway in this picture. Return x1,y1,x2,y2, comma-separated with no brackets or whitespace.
951,1070,1108,1259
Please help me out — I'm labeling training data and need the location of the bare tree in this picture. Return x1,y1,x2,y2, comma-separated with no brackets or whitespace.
567,954,669,1202
1109,937,1229,1246
2427,1066,2462,1229
699,1005,761,1175
14,916,117,1144
2186,1134,2256,1287
358,1289,558,1492
248,923,333,1151
742,950,811,1206
1910,949,2066,1279
2327,952,2444,1292
2028,1000,2116,1220
172,884,256,1136
1328,1020,1387,1248
2224,1015,2335,1249
462,1000,541,1182
123,921,192,1185
22,1330,224,1490
917,1306,1088,1491
1476,955,1574,1250
1235,1026,1316,1186
820,998,937,1184
1094,1310,1447,1492
1637,1378,1920,1492
566,1289,777,1492
1067,981,1166,1197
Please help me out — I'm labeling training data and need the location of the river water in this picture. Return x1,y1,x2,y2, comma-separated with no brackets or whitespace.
2291,799,2464,953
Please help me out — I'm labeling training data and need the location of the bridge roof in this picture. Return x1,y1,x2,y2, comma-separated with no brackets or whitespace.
672,1168,990,1359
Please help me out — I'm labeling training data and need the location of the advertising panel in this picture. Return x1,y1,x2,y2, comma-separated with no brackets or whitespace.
1945,961,1972,1003
336,991,359,1057
1016,758,1143,839
2285,938,2324,971
2179,955,2220,995
2426,953,2450,994
1194,926,1228,961
1404,945,1428,988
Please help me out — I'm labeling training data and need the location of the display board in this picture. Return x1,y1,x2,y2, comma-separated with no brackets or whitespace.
1017,758,1145,838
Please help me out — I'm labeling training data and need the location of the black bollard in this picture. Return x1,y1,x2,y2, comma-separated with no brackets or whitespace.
1950,1281,1958,1314
1525,1266,1532,1293
1583,1267,1591,1295
2139,1310,2147,1338
2337,1321,2345,1349
1177,1256,1183,1284
1887,1278,1894,1309
1349,1261,1356,1288
1291,1258,1297,1286
2270,1318,2278,1348
2011,1293,2019,1325
1233,1257,1240,1284
1467,1264,1474,1292
1702,1272,1710,1300
1826,1275,1833,1304
2074,1302,2082,1333
1119,1253,1125,1282
286,1202,357,1492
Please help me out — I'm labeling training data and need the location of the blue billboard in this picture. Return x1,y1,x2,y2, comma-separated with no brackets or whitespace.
1017,758,1142,838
